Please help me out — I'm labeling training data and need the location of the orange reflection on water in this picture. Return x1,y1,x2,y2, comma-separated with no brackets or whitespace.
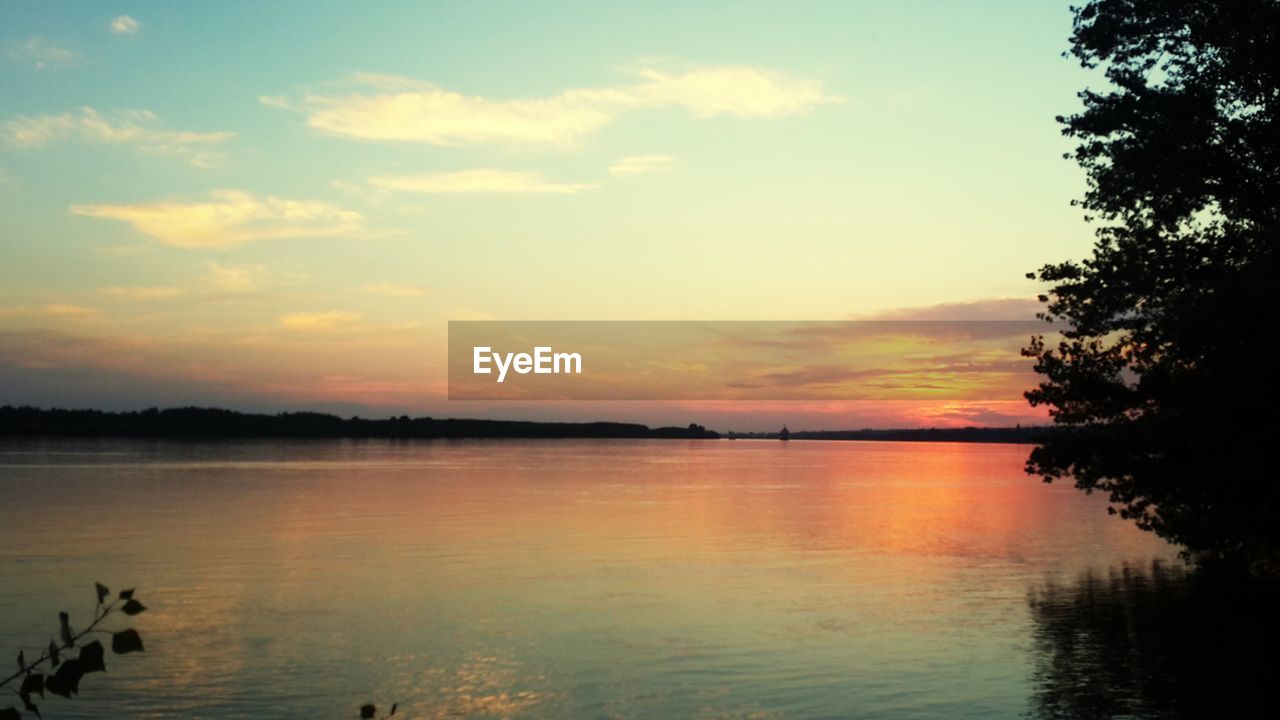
0,439,1176,718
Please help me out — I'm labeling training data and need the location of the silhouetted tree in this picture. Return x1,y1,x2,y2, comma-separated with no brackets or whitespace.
2,583,147,718
1026,0,1279,564
2,584,393,718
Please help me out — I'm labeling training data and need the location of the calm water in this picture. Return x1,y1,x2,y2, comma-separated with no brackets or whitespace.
0,439,1211,718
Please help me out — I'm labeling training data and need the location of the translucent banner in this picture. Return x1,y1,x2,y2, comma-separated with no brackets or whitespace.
448,321,1048,401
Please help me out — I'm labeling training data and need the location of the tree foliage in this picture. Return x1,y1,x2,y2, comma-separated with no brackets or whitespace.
1026,0,1279,563
2,583,147,718
2,583,395,717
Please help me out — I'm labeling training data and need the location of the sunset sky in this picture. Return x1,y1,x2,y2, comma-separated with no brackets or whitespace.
0,1,1094,429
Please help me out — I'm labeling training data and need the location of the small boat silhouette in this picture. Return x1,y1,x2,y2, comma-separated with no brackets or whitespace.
779,425,791,441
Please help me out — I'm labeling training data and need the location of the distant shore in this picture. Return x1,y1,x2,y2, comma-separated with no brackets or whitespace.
0,406,720,440
0,406,1051,443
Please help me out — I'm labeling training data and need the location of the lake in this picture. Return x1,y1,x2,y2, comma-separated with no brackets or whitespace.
0,438,1250,718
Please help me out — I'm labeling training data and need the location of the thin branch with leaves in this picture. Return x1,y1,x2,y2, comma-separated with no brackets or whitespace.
2,582,147,719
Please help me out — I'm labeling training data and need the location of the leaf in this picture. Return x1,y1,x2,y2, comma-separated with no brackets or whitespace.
44,659,85,698
95,582,109,605
121,599,147,616
47,640,60,668
16,650,24,673
111,629,144,655
58,612,74,648
78,640,106,673
19,673,44,698
21,695,40,718
390,703,397,716
360,704,376,719
0,707,21,720
118,588,135,601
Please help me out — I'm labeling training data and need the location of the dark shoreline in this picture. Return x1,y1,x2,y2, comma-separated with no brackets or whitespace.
0,406,1052,444
0,406,720,440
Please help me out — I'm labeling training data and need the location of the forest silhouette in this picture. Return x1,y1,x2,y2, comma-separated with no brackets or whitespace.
0,406,719,440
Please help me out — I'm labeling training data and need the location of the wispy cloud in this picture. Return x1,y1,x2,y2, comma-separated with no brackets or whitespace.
609,155,675,177
205,262,267,292
279,311,361,331
100,286,185,301
862,297,1046,321
368,169,595,195
272,65,836,146
363,283,429,297
0,304,102,320
109,16,140,35
257,95,291,110
3,107,234,167
914,401,1044,427
625,67,835,118
44,303,98,317
71,190,364,248
0,329,150,373
7,37,76,69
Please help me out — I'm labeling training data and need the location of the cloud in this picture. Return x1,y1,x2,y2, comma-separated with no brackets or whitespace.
109,16,140,35
913,401,1048,428
279,311,361,331
100,286,185,301
864,297,1046,321
44,303,98,317
272,65,836,146
609,155,675,176
205,262,266,292
363,283,429,297
0,304,100,318
367,169,595,195
0,328,148,372
257,94,291,109
625,67,833,119
7,37,76,69
2,107,234,166
286,72,612,145
446,306,498,321
71,190,364,248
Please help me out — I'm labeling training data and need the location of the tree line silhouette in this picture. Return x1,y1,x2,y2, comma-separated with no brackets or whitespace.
0,406,719,440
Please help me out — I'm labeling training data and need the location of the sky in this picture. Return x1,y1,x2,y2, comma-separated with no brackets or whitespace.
0,1,1099,429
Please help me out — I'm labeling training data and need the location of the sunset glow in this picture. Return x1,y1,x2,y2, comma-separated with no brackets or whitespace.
0,2,1089,428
